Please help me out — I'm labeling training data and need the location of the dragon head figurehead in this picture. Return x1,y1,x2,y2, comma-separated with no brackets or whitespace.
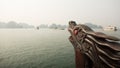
68,21,120,68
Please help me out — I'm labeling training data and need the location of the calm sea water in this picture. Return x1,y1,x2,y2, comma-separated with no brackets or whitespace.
0,29,120,68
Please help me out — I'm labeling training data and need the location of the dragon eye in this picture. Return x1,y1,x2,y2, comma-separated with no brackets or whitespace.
73,29,78,35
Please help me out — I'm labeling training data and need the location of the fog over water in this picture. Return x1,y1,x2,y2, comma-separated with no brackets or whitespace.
0,29,120,68
0,0,120,68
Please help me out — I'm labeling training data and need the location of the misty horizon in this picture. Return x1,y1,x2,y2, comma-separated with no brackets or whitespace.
0,20,106,29
0,0,120,27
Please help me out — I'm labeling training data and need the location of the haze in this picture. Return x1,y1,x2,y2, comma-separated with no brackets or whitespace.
0,0,120,27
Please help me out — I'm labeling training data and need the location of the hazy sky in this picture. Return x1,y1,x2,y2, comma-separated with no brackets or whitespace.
0,0,120,27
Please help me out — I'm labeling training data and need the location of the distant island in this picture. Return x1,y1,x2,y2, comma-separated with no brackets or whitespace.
0,21,34,28
37,23,67,30
84,23,103,29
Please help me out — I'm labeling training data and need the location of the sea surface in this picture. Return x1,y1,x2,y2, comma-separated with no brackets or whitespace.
0,29,120,68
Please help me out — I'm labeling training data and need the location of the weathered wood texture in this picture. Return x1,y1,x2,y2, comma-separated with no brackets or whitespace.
68,21,120,68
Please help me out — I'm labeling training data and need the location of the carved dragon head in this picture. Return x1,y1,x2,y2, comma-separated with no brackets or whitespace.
68,21,120,68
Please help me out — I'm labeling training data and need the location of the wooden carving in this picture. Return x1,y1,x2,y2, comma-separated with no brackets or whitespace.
68,21,120,68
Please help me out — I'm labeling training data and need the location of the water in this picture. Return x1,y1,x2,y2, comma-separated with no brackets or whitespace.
0,29,120,68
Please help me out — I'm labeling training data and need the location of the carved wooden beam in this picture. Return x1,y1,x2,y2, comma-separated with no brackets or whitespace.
68,21,120,68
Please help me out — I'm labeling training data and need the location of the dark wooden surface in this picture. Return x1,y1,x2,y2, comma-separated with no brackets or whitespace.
68,21,120,68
